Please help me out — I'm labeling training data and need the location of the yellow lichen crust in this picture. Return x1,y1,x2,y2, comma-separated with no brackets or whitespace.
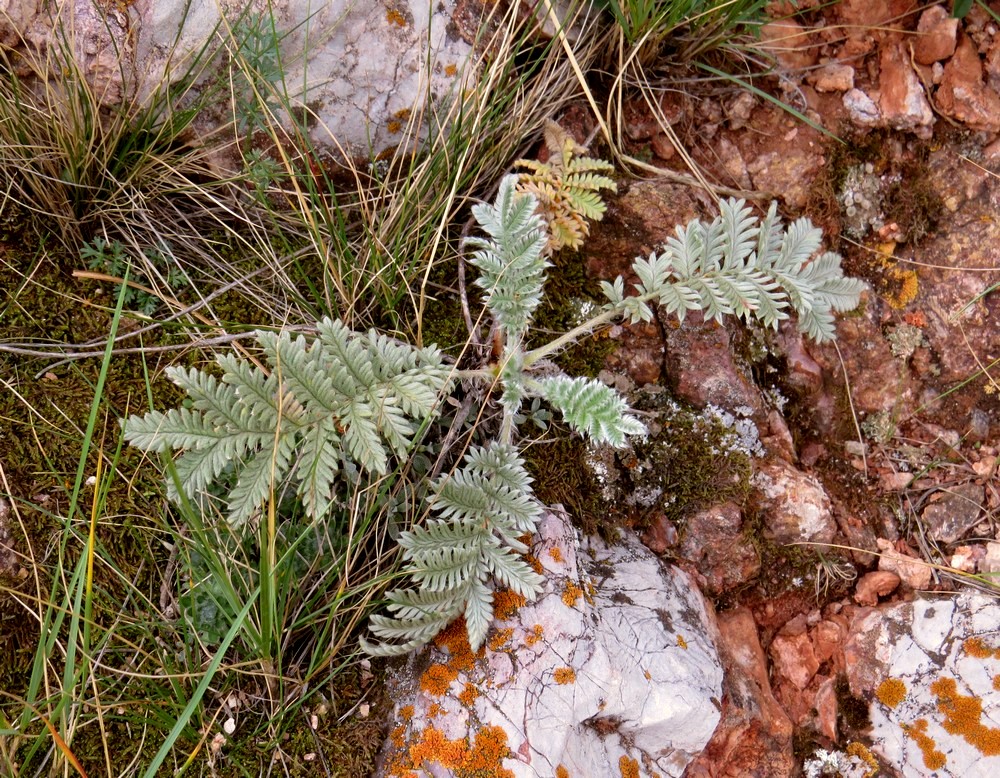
931,676,1000,756
554,667,577,685
562,581,583,608
677,634,688,650
846,742,879,778
902,719,947,771
619,754,640,778
548,547,564,563
876,677,907,709
555,766,570,778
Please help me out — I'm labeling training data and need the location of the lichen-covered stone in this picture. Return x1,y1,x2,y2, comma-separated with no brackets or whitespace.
846,593,1000,777
377,510,724,777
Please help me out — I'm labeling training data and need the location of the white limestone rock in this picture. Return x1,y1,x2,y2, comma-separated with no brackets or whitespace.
377,509,723,778
4,0,477,159
131,0,475,159
846,593,1000,777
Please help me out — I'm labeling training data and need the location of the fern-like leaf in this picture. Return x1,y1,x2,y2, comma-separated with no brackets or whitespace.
612,198,864,342
467,175,549,344
123,318,452,525
537,376,647,447
362,443,544,653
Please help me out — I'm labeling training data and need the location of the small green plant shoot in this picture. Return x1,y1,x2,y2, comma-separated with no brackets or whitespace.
123,170,863,655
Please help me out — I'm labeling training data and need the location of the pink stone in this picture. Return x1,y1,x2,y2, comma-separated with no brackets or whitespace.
853,570,901,606
810,63,855,92
937,33,1000,132
912,5,959,65
771,631,821,690
759,19,819,71
878,39,933,132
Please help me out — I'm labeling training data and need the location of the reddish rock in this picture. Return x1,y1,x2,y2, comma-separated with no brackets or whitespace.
758,19,819,71
677,502,760,595
606,321,664,386
812,617,848,669
776,325,824,396
760,410,796,464
924,481,985,544
835,0,919,33
640,512,678,554
843,88,882,126
876,538,932,589
853,570,901,606
878,39,934,135
746,143,826,210
770,631,820,690
814,677,839,742
937,33,1000,132
753,460,836,545
686,608,795,778
659,313,764,415
650,132,676,160
912,5,959,65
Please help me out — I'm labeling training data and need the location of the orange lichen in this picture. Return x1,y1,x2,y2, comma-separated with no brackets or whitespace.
549,547,564,563
619,755,640,778
885,266,919,309
428,702,443,718
393,108,412,121
391,724,407,748
902,719,946,771
420,663,459,697
963,636,1000,660
525,553,544,575
846,742,879,778
931,676,1000,755
460,725,514,776
459,682,480,707
554,667,576,685
444,63,458,76
399,705,414,721
903,310,926,328
584,580,596,605
555,766,570,778
386,8,408,26
562,581,583,607
434,617,480,672
493,589,527,621
489,628,513,651
677,634,688,650
407,726,467,770
391,723,515,778
876,677,906,709
643,669,652,681
525,624,544,647
993,675,1000,692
